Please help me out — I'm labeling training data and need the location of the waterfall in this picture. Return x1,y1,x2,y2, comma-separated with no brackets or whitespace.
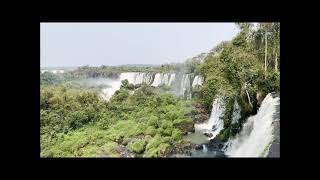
101,72,138,100
120,72,136,84
41,69,64,74
179,74,191,98
192,75,203,87
101,72,194,100
144,72,154,85
224,93,280,157
231,99,241,124
203,145,208,153
152,73,162,86
151,73,175,87
195,96,225,140
168,74,176,86
162,73,169,85
134,73,144,84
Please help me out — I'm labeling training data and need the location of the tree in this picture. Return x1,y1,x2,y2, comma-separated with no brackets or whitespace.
264,29,268,76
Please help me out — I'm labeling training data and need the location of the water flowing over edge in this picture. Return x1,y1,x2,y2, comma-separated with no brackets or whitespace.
224,93,280,157
101,72,203,101
194,96,225,140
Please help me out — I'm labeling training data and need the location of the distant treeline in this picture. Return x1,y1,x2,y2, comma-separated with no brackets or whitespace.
65,59,204,79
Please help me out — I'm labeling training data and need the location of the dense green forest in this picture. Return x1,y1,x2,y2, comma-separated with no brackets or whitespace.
40,23,280,157
41,82,199,157
197,23,280,141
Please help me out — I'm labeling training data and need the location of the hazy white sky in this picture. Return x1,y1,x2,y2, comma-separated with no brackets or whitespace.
41,23,239,67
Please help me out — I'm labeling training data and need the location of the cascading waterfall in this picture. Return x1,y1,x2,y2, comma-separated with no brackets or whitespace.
134,72,154,85
224,93,280,157
192,75,203,87
194,96,225,140
100,72,201,101
231,99,241,124
102,72,171,100
120,72,136,84
151,73,162,86
151,73,172,87
179,74,191,98
203,145,208,153
41,69,64,74
101,72,135,100
134,73,144,85
144,72,154,85
162,73,169,85
168,74,176,86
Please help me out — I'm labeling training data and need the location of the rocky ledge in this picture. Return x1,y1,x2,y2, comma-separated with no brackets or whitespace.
267,96,280,158
267,120,280,157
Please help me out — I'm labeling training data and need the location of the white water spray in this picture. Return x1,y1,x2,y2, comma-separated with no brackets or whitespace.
168,74,176,86
231,99,241,124
151,73,173,87
151,73,162,86
101,72,137,100
101,72,199,100
203,145,208,153
179,74,191,98
224,93,280,157
192,75,203,87
195,96,225,140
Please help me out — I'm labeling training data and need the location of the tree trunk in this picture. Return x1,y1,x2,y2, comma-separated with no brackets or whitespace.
275,52,278,72
244,83,253,109
264,31,268,78
246,89,253,109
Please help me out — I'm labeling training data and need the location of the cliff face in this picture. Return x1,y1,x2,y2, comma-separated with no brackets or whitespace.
267,94,280,157
267,121,280,157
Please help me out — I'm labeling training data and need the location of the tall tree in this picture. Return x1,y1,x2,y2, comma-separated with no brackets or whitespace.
264,29,268,76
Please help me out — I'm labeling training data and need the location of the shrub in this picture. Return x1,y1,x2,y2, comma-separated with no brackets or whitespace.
143,142,170,157
171,129,182,141
80,145,100,157
147,115,159,127
101,141,120,157
145,135,163,152
97,112,116,129
127,139,147,153
145,126,158,136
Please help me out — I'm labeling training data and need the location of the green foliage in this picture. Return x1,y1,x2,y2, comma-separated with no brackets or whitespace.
110,88,130,103
147,115,159,127
199,23,280,141
41,125,110,157
40,71,78,86
101,142,121,157
145,126,158,136
217,127,230,142
96,112,116,129
222,97,234,129
41,81,194,157
40,86,102,134
120,79,135,90
258,70,280,92
80,145,100,157
65,110,89,129
127,139,147,153
171,129,182,141
40,72,63,85
41,22,279,156
143,135,170,157
70,65,174,77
